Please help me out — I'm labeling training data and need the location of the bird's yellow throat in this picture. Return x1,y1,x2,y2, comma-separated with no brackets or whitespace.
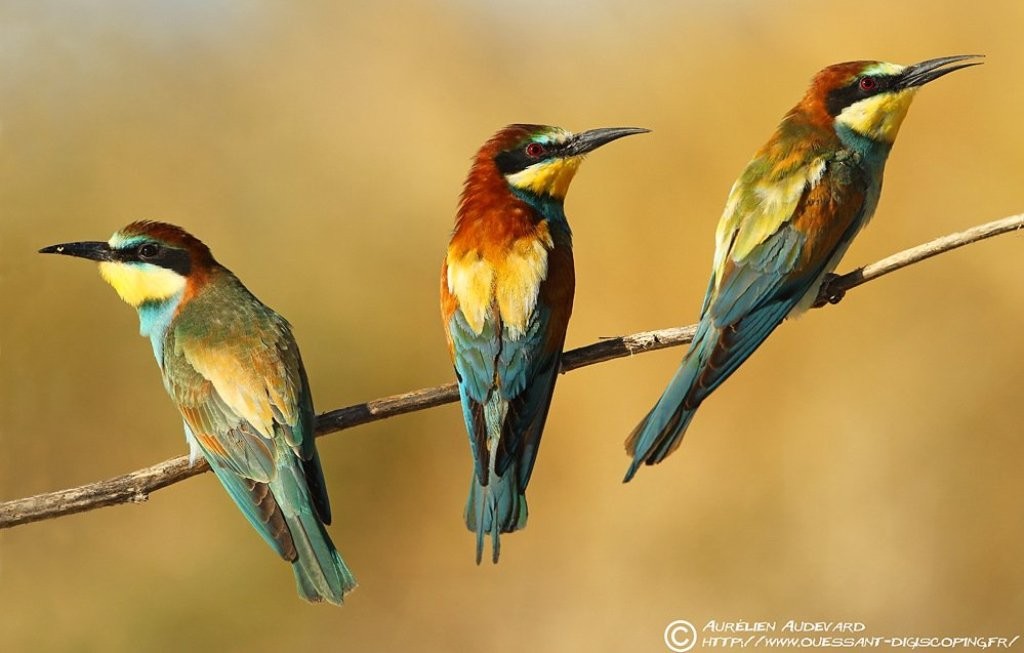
836,88,918,143
505,156,583,199
99,261,187,307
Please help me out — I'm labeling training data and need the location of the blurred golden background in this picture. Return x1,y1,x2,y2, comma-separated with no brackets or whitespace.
2,1,1023,650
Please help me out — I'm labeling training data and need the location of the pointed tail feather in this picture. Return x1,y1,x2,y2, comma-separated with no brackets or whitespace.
274,463,356,605
624,402,699,482
465,471,527,564
200,449,355,604
624,343,707,482
286,510,357,604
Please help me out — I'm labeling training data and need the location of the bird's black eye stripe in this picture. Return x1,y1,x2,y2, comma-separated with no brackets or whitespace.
495,140,561,175
825,74,898,116
119,241,192,275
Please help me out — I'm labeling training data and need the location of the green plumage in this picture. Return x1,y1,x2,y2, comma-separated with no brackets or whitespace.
162,266,355,603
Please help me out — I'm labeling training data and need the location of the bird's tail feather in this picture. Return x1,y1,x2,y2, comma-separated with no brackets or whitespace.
287,511,356,605
465,471,527,564
275,465,357,605
624,341,706,482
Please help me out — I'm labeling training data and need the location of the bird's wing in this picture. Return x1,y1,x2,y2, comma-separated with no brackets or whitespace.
180,420,296,560
161,325,298,558
495,245,573,488
710,157,826,293
168,335,285,474
165,291,330,523
445,305,500,485
691,154,869,400
493,308,563,488
442,252,501,485
174,319,304,443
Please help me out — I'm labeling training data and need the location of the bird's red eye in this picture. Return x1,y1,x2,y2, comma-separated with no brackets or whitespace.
525,142,546,158
859,76,877,92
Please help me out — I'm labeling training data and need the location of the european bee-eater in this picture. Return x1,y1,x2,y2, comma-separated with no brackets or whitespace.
40,222,355,604
442,124,647,562
625,55,982,482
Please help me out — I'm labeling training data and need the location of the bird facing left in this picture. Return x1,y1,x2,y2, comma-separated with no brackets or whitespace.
40,221,356,605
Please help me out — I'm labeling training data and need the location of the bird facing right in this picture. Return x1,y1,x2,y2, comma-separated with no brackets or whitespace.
625,55,983,482
442,124,648,562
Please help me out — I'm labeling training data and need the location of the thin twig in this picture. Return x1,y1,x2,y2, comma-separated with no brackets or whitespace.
2,214,1021,530
816,213,1024,304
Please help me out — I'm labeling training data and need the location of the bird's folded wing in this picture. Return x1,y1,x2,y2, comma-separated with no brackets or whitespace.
163,349,279,482
495,301,564,489
710,154,867,321
712,157,826,286
689,156,868,401
165,315,311,481
446,307,500,485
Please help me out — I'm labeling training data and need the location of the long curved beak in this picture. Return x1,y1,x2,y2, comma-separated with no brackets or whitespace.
898,54,984,89
565,127,650,156
39,241,115,262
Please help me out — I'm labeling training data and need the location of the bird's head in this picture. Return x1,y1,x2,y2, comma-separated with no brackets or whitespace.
40,221,214,307
482,124,649,202
806,55,982,143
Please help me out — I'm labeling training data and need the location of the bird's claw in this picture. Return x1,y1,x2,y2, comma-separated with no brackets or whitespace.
815,273,846,307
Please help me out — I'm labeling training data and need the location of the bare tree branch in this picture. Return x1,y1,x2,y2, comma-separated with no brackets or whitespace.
815,213,1024,305
3,214,1022,530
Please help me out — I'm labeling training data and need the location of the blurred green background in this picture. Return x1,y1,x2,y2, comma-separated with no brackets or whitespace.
2,1,1023,651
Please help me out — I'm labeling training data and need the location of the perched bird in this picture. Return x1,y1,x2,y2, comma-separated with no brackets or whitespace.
40,222,355,604
626,55,982,482
442,124,648,562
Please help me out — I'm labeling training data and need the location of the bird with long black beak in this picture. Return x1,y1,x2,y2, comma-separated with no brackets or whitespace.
41,221,356,604
626,55,983,481
442,124,648,561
